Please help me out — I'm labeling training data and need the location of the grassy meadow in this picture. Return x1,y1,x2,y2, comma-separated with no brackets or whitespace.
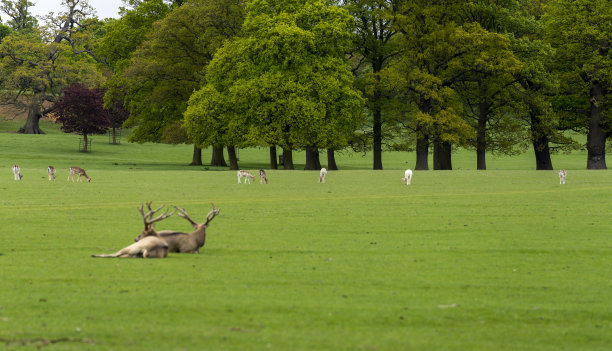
1,119,611,350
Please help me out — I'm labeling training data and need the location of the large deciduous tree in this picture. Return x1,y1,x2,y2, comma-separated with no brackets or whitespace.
0,0,37,33
0,0,103,134
103,0,244,166
341,0,400,170
184,0,364,170
54,83,111,152
544,0,612,169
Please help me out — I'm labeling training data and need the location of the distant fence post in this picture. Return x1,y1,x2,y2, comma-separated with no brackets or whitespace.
79,138,92,153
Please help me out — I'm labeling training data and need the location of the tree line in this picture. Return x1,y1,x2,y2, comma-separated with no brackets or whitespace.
0,0,610,170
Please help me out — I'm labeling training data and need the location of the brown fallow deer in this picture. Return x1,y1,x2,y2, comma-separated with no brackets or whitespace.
12,165,23,180
47,166,56,181
92,203,175,258
259,169,268,184
135,203,220,253
68,166,91,182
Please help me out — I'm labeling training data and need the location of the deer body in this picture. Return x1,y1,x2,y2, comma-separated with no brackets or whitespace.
403,169,413,185
136,204,220,253
237,170,255,184
92,235,169,258
12,165,22,180
558,170,566,185
259,169,268,184
93,202,174,258
69,167,91,182
47,166,56,181
319,168,327,183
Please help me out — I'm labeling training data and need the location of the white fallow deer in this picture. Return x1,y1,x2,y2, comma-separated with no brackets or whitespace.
47,166,56,181
558,169,566,185
135,203,220,253
259,169,268,184
12,165,22,180
68,166,91,182
403,169,413,185
237,170,255,184
319,168,327,183
92,203,175,258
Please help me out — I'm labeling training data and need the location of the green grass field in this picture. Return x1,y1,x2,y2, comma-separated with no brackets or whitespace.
1,120,611,350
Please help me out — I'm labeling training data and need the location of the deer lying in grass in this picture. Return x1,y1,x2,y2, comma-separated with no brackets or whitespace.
92,203,174,258
135,203,220,253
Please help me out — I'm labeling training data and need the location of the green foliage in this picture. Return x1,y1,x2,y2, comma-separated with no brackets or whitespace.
0,0,37,33
105,0,244,144
186,0,364,151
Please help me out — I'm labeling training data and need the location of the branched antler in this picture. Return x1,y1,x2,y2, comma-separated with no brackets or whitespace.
138,202,175,229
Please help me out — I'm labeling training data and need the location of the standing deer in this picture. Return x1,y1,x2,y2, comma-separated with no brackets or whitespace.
237,170,255,184
12,165,23,180
319,168,327,183
259,169,268,184
92,203,175,258
47,166,56,181
68,166,91,182
135,203,220,253
403,169,413,185
558,169,566,185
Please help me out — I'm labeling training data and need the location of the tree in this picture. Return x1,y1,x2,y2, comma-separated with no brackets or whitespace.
0,0,37,33
184,0,364,170
103,0,244,166
54,83,111,152
0,0,104,134
341,0,401,170
543,0,612,169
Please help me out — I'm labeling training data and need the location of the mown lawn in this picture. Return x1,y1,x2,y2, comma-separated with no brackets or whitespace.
0,121,611,350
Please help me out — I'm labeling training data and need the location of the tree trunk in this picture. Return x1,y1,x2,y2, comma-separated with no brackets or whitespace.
372,105,383,170
415,131,429,170
190,145,202,166
282,148,294,170
587,83,607,169
433,140,452,170
227,146,239,170
269,146,278,169
82,133,89,152
210,146,227,167
530,113,553,170
476,102,488,170
327,149,338,170
18,95,45,134
304,147,321,170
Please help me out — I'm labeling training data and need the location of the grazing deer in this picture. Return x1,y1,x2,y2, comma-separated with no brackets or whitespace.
558,169,566,185
47,166,56,181
68,166,91,182
259,169,268,184
136,204,220,253
403,169,413,185
319,168,327,183
92,203,175,258
237,170,255,184
12,165,22,180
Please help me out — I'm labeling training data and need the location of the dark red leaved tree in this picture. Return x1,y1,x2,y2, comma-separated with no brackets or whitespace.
54,84,111,152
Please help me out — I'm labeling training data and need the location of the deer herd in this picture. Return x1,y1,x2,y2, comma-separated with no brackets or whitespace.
9,163,569,259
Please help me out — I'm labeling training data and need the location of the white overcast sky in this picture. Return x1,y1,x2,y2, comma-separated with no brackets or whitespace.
29,0,124,20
